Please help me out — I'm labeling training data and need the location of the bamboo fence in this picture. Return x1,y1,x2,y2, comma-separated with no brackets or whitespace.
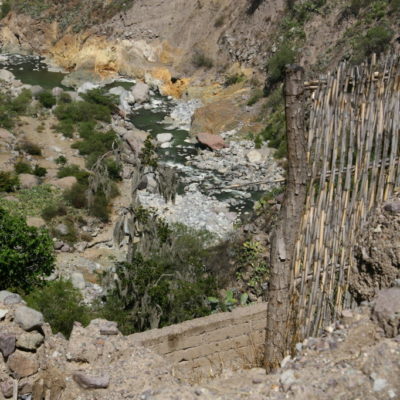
290,53,400,341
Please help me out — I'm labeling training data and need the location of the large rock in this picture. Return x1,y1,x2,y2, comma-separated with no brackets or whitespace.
156,133,173,143
54,223,69,236
71,272,86,290
18,173,39,189
350,193,400,302
190,99,241,136
246,149,262,163
77,82,99,94
73,372,110,389
52,87,64,97
14,306,44,331
0,333,16,358
121,128,149,154
0,380,13,398
372,287,400,338
65,91,83,102
0,69,15,82
131,81,150,104
0,290,16,303
196,132,227,151
7,350,39,378
3,293,24,305
383,199,400,214
0,309,8,320
30,85,44,97
0,291,23,305
26,216,46,228
16,332,44,351
109,86,135,114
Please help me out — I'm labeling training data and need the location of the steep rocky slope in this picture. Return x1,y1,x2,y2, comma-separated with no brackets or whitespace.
1,0,398,86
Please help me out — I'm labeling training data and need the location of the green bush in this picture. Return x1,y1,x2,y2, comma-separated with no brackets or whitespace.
81,88,118,111
192,52,214,69
0,171,19,192
11,89,32,114
267,44,296,85
63,182,87,209
55,119,74,138
57,164,89,185
235,240,269,297
54,101,112,123
105,158,122,180
77,121,96,139
33,165,47,177
225,73,246,86
0,207,55,292
14,161,33,174
352,25,393,63
25,280,92,338
72,129,117,168
37,90,57,109
88,192,110,222
19,140,42,156
41,203,67,221
58,92,72,104
247,89,264,106
0,104,15,129
55,155,67,165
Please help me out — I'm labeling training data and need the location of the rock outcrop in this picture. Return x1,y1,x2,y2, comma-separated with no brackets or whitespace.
350,192,400,302
196,132,227,151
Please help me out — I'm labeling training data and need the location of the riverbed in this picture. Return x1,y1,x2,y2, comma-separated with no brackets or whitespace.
0,53,284,237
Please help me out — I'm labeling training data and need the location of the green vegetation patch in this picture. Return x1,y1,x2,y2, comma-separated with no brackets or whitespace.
0,171,19,193
0,207,55,292
0,89,33,129
0,184,62,218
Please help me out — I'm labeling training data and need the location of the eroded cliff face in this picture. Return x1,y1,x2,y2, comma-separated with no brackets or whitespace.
0,0,286,87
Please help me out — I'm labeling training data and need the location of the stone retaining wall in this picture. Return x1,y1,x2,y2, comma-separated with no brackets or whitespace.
130,302,268,381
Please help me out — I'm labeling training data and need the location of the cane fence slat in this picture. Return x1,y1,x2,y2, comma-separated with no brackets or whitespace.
290,54,400,341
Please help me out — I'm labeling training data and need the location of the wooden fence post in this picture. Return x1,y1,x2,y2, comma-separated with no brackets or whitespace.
264,65,308,372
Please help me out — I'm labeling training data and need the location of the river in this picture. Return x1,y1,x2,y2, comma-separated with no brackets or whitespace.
0,53,284,236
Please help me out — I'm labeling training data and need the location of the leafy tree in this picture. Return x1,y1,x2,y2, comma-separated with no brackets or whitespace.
0,208,55,292
101,224,218,334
